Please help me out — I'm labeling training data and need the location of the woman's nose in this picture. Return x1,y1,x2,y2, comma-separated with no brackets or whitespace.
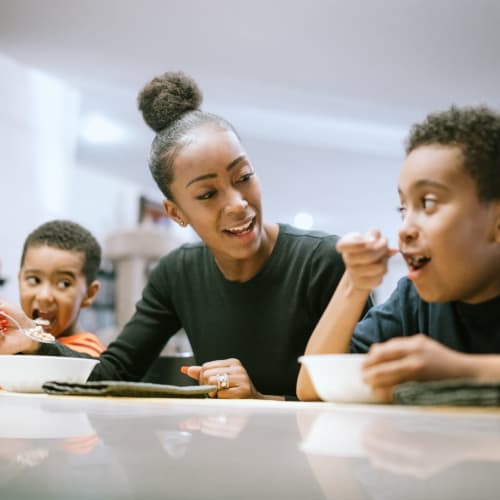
224,191,248,215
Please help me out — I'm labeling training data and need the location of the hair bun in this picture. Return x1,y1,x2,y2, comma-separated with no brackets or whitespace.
137,71,203,132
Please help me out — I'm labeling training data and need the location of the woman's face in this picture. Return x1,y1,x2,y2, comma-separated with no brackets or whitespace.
164,125,265,263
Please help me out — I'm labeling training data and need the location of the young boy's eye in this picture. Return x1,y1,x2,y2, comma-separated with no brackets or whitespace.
57,280,72,290
196,190,216,200
26,276,40,286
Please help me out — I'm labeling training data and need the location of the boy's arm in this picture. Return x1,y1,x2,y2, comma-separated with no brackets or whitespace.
297,231,395,401
363,335,500,397
296,272,370,400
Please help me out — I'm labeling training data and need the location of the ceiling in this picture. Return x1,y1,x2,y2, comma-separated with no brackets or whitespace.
1,0,499,216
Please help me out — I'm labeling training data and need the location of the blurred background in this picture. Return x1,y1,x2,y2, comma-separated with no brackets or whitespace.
0,0,499,345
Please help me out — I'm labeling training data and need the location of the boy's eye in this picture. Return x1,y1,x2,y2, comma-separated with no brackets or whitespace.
422,196,437,211
396,205,407,219
57,280,72,290
196,190,216,200
26,276,40,285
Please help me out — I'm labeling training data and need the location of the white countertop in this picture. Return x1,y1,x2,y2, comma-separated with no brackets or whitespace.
1,391,499,500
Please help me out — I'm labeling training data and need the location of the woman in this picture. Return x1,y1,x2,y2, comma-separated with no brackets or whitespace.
0,71,370,399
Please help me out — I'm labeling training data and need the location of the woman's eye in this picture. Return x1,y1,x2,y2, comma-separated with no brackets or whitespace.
196,190,216,200
237,172,254,183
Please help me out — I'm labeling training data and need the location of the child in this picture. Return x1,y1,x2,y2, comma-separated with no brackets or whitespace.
297,105,500,401
16,220,104,357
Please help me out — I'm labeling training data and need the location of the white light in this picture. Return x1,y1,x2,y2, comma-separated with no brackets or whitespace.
294,212,314,230
80,114,125,144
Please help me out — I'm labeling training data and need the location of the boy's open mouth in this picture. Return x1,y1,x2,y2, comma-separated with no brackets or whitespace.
403,253,432,271
32,309,53,328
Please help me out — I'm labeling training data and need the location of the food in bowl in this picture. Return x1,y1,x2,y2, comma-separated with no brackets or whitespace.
299,354,382,403
0,355,99,393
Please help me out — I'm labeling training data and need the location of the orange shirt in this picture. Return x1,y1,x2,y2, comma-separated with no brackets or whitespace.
59,333,105,357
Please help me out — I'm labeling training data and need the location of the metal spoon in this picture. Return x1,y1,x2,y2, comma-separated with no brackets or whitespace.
0,310,56,344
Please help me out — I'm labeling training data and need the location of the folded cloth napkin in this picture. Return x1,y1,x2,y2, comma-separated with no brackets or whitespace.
42,380,217,398
393,378,500,406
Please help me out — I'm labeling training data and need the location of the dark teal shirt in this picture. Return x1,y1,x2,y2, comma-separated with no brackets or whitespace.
351,277,500,354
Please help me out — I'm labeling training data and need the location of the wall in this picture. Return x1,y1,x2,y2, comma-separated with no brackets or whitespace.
0,54,146,303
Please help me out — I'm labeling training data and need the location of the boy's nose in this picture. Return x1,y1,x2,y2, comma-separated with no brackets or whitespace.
34,284,55,302
398,220,419,245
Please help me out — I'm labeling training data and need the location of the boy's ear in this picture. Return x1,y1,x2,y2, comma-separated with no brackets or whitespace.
81,280,101,309
163,199,188,228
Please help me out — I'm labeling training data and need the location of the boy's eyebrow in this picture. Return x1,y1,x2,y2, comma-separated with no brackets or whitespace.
398,179,450,194
22,268,78,279
185,155,247,187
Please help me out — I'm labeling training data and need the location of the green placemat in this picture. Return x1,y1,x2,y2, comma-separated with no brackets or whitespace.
393,379,500,406
42,380,217,398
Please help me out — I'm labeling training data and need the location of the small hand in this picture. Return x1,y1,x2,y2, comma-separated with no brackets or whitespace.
180,358,262,399
336,230,397,291
362,334,466,399
0,300,39,354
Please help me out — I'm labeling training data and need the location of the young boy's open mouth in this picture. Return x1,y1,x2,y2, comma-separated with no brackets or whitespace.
402,253,431,279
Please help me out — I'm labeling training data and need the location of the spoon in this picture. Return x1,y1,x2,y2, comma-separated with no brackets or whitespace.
0,310,56,343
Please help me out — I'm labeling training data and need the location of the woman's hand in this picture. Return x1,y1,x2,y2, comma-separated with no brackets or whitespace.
361,334,468,400
336,230,397,292
181,358,263,399
0,300,40,354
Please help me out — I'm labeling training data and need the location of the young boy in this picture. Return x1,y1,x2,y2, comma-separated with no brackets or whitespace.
297,105,500,401
15,220,105,357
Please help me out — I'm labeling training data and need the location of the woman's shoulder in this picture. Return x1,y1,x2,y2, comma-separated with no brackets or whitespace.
152,241,209,274
277,223,340,249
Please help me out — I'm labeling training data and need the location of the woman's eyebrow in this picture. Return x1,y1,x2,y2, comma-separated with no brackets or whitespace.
185,155,248,187
226,155,247,172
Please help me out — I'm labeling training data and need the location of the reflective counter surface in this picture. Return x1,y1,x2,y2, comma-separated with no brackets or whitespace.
1,392,499,500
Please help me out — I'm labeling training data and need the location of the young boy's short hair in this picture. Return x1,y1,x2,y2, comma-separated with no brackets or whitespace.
20,220,101,284
406,105,500,202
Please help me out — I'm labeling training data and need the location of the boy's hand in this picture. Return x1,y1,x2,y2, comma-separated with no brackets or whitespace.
336,230,397,292
0,300,40,354
361,334,466,399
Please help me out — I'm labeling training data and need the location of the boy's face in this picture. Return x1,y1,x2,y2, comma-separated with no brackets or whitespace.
398,145,500,304
18,245,99,337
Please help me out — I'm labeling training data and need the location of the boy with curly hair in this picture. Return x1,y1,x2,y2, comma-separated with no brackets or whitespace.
298,105,500,401
14,220,105,356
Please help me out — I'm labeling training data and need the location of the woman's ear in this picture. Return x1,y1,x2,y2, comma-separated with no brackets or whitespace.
494,200,500,243
163,199,188,227
81,280,101,309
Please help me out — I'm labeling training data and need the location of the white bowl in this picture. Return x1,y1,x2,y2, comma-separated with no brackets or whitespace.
0,355,98,393
299,354,381,403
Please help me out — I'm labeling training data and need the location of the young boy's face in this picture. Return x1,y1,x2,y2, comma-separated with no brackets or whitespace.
397,145,500,304
18,245,98,337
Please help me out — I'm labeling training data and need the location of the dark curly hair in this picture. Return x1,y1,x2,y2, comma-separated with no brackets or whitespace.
406,105,500,202
137,71,238,199
20,220,102,285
